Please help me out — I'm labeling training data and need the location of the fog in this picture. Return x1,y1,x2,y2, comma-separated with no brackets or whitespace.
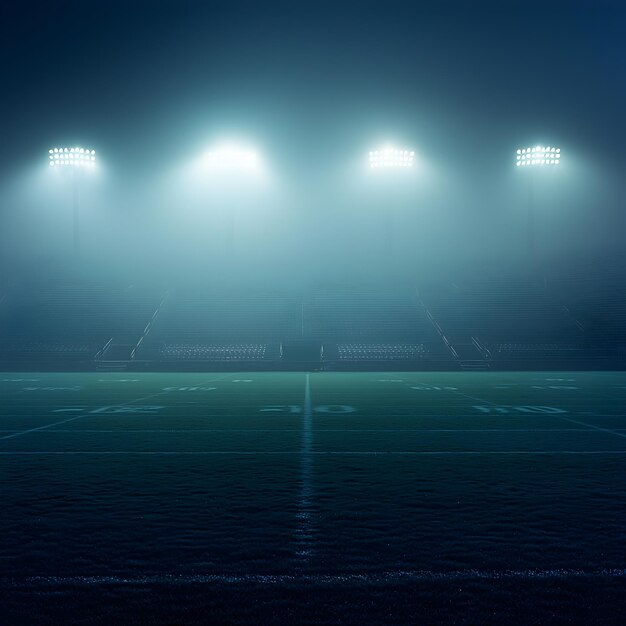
1,1,624,291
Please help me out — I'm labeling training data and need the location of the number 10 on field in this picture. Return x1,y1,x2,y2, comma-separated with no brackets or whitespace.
260,405,356,414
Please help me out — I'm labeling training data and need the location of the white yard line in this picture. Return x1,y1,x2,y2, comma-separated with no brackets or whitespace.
2,450,626,455
0,374,231,442
295,372,315,560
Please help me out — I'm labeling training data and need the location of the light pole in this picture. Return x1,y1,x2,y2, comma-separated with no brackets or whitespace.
515,145,560,262
368,146,415,260
202,146,259,258
49,146,97,258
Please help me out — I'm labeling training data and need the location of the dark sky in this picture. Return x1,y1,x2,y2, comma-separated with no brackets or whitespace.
1,0,625,178
1,0,625,285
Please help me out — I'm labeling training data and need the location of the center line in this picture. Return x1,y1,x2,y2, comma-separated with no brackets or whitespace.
296,372,315,561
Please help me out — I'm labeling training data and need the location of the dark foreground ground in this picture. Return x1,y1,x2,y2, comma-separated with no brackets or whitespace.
2,371,626,624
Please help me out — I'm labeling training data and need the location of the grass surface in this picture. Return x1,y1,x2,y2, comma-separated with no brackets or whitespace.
2,371,626,624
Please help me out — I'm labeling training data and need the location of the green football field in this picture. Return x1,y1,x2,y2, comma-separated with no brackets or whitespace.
2,370,626,623
2,370,626,454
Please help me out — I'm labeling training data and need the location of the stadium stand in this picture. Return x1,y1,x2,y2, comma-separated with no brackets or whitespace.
420,280,585,366
160,344,268,361
540,256,626,362
306,288,434,342
337,343,427,360
0,282,160,367
135,290,301,364
304,287,450,367
0,274,623,370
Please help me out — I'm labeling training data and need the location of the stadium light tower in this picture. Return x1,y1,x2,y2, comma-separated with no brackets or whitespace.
48,146,97,258
201,144,260,256
515,145,561,262
367,145,416,260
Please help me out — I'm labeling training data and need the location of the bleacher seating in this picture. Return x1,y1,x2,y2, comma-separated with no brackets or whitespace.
0,274,624,369
493,342,584,359
0,282,160,364
422,281,583,345
337,343,427,360
569,291,626,342
0,342,94,361
160,344,268,361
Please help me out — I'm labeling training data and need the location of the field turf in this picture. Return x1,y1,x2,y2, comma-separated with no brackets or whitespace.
2,371,626,624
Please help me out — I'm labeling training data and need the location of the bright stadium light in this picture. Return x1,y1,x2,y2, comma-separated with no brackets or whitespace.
369,147,415,169
49,146,97,168
203,146,257,170
515,145,560,167
47,145,97,258
194,142,265,257
515,142,561,265
366,144,418,263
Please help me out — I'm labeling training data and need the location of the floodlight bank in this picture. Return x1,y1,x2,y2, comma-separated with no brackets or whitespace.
516,146,560,167
205,149,257,168
369,148,415,168
49,147,96,167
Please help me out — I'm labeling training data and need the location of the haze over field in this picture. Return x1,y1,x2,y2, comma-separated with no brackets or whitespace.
1,1,624,287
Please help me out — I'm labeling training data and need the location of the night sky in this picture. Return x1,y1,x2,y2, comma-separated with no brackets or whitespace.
1,0,625,281
2,1,625,172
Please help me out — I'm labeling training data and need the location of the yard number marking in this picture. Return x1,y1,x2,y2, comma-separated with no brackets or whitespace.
411,385,457,391
162,387,217,392
473,405,566,414
261,405,303,413
23,386,82,391
260,405,356,414
52,405,165,414
90,405,165,414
